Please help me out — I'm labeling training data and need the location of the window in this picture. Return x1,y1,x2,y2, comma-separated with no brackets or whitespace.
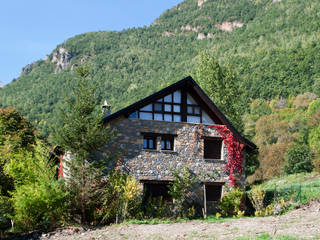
128,89,217,124
205,184,223,201
204,138,222,159
143,136,156,149
161,135,174,151
143,181,172,202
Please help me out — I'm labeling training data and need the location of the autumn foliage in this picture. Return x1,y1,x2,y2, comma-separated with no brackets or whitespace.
210,125,244,186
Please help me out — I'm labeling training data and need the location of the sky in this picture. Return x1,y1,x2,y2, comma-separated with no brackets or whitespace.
0,0,183,85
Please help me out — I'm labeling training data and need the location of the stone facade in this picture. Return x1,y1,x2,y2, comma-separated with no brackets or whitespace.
105,116,231,186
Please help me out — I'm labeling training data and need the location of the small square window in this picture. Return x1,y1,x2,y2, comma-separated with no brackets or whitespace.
173,105,180,113
154,113,163,121
204,138,222,159
143,136,156,149
154,103,162,112
164,104,171,112
164,114,172,121
161,136,174,151
173,115,181,122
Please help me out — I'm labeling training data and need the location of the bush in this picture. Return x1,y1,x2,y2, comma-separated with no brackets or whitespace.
218,188,244,217
284,145,314,174
143,196,169,219
0,196,13,233
13,180,68,231
98,170,142,224
248,186,275,217
248,186,265,213
168,167,199,218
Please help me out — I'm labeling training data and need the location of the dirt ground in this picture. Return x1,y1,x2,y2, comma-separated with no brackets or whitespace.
40,200,320,240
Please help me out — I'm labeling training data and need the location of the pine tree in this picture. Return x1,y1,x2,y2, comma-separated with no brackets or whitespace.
53,65,113,224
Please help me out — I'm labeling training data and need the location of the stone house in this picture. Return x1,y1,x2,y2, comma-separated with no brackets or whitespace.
103,76,256,210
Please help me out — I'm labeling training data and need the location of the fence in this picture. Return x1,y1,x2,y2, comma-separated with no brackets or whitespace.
262,179,320,205
245,179,320,214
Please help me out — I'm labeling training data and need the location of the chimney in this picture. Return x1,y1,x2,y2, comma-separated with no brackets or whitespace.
102,100,111,116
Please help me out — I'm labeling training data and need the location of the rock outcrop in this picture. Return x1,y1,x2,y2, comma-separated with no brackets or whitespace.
197,33,206,40
198,0,207,8
162,31,175,37
215,21,243,32
51,47,72,73
181,24,201,32
21,64,33,75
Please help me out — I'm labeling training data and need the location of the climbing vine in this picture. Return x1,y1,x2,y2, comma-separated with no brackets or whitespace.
210,125,244,186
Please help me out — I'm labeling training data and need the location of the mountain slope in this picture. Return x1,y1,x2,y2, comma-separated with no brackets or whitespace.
0,0,320,138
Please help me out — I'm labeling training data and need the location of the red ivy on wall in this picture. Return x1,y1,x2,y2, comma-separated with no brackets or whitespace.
58,154,64,179
209,125,244,186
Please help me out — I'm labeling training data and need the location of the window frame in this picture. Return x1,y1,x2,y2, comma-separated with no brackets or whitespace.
143,135,157,150
161,135,174,151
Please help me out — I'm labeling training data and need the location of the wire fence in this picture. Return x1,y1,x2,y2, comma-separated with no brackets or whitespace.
263,179,320,205
245,179,320,214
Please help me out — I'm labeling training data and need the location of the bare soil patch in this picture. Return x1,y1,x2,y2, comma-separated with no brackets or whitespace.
41,200,320,240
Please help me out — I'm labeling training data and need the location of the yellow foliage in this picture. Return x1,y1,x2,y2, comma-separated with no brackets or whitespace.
248,185,266,212
237,210,245,217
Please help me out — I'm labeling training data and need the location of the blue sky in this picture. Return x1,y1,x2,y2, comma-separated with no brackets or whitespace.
0,0,183,85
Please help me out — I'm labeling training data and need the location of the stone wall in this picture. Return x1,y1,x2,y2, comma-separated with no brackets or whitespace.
105,116,234,186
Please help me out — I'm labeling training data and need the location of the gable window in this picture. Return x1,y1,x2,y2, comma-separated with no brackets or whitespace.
161,135,174,151
128,89,216,124
143,136,156,150
204,137,222,159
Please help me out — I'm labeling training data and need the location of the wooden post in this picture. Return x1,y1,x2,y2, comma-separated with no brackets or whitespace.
203,184,207,219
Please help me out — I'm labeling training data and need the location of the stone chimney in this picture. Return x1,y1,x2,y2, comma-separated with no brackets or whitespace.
102,100,111,116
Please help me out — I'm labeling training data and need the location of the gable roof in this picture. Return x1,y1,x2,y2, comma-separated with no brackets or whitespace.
103,76,256,150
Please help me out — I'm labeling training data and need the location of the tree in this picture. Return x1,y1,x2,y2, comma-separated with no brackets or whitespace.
196,51,246,130
53,65,113,224
0,107,37,197
284,144,314,174
7,143,68,231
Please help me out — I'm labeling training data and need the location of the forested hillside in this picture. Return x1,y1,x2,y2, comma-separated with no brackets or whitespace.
0,0,320,138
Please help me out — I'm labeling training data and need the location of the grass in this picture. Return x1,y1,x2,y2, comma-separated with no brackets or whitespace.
123,218,186,225
259,172,320,190
122,215,234,225
249,172,320,207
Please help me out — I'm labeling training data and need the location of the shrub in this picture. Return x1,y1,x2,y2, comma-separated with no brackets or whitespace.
248,186,274,217
218,188,244,217
284,145,314,174
13,180,68,231
98,170,142,224
168,167,199,218
248,186,266,213
143,196,169,219
0,196,13,234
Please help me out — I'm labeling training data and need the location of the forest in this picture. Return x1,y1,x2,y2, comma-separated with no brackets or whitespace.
0,0,319,138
